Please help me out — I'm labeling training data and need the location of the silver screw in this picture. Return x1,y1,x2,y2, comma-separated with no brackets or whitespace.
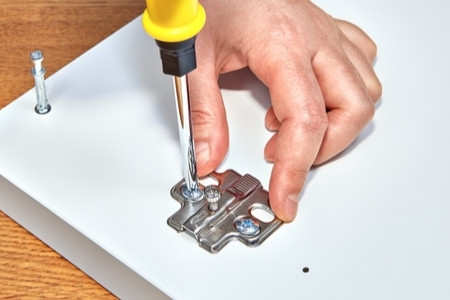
204,185,221,211
235,217,260,236
30,50,51,114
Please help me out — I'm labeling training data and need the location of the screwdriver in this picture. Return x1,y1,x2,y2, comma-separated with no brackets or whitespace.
142,0,206,200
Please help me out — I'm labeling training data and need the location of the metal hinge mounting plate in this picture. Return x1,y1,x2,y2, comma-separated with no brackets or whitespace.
168,169,283,253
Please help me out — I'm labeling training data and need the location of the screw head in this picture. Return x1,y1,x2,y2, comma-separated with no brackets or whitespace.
235,217,260,236
204,185,221,211
181,184,203,201
205,185,220,202
30,50,45,75
35,104,51,115
30,50,43,61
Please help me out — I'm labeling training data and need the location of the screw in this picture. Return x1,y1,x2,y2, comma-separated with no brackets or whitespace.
30,50,51,114
235,217,260,236
204,185,221,211
181,183,203,201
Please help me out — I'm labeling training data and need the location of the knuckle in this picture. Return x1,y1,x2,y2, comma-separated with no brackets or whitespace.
296,105,328,133
362,35,378,63
276,160,310,189
368,77,383,103
365,38,378,62
289,165,309,183
365,100,376,120
191,108,215,128
354,96,376,123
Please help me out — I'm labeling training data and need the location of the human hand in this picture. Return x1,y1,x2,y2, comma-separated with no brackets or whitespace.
188,0,382,222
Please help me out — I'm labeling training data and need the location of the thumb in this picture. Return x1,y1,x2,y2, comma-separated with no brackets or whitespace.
188,63,229,177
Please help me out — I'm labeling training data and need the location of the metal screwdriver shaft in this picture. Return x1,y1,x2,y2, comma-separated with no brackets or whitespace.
30,50,51,114
173,75,202,200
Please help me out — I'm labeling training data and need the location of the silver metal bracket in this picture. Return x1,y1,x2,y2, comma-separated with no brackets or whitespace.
168,169,283,253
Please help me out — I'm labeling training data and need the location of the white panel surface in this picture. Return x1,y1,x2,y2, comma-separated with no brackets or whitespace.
1,0,449,299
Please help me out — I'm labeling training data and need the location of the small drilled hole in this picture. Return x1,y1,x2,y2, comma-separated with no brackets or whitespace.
250,205,275,223
302,267,309,273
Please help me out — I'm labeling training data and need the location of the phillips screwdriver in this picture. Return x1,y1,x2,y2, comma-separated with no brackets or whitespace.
142,0,206,200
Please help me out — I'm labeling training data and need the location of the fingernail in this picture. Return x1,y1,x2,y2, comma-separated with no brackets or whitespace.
284,194,299,222
195,141,210,167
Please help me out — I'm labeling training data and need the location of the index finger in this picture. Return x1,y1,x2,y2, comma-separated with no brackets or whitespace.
252,60,327,222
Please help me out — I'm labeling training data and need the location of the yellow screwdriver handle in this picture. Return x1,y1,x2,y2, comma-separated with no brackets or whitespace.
143,0,206,43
